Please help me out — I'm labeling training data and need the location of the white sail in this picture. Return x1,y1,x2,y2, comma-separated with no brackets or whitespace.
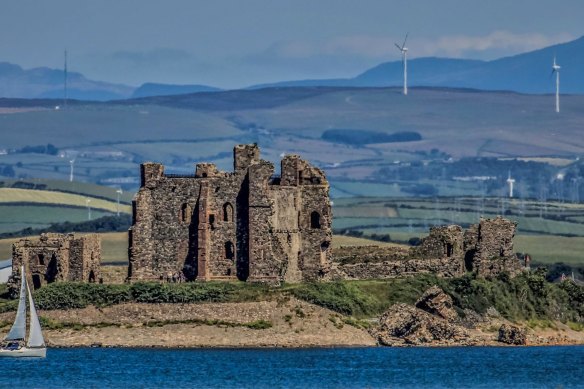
5,266,27,341
26,280,45,348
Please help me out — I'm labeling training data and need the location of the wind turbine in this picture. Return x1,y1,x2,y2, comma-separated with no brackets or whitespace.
116,188,123,216
395,33,409,95
552,56,561,113
506,171,516,198
69,159,75,182
86,198,91,220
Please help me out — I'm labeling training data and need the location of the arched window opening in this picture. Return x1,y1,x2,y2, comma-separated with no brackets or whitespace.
88,270,96,283
225,241,235,260
223,203,234,222
310,211,321,229
37,254,45,266
209,214,215,230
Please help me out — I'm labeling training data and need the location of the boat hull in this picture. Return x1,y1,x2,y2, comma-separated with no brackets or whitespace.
0,347,46,358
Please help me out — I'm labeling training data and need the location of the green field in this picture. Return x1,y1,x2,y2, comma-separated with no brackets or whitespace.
0,188,130,213
333,197,584,236
0,205,113,234
1,88,584,196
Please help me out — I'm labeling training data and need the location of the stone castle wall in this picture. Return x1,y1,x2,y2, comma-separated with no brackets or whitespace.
332,216,522,280
11,233,101,289
128,144,332,284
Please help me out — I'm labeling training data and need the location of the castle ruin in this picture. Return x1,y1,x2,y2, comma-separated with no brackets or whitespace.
11,233,101,289
128,144,332,283
332,216,522,280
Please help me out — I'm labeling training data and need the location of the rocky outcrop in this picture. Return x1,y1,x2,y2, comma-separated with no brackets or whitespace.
371,286,482,346
415,285,457,321
372,303,475,346
498,324,527,345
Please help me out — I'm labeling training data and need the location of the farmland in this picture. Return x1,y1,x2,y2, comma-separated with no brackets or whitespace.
0,178,582,266
1,87,583,199
0,180,131,234
0,87,583,269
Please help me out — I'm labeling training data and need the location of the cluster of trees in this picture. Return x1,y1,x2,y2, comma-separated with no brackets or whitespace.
335,229,392,243
288,270,584,321
16,143,58,155
1,165,15,178
322,129,422,145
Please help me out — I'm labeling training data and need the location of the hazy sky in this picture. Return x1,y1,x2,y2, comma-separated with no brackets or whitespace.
1,0,582,88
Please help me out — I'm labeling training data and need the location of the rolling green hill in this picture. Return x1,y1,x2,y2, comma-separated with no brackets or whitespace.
1,87,583,196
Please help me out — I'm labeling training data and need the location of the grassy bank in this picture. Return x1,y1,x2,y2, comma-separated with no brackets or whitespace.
1,272,582,326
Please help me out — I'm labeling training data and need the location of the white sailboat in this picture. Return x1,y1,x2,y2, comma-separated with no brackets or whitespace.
0,266,46,358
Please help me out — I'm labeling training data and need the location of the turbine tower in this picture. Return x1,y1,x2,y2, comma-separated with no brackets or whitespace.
63,50,68,110
395,33,409,95
116,188,123,216
552,56,561,113
506,171,516,198
69,159,75,182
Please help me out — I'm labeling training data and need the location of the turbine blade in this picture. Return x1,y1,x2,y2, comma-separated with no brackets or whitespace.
395,43,402,50
402,32,409,48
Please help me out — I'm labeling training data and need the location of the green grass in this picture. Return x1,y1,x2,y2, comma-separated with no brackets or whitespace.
3,272,580,326
514,235,584,265
17,281,274,311
0,105,241,148
2,88,584,195
38,316,273,331
0,188,130,213
288,272,584,322
0,205,113,236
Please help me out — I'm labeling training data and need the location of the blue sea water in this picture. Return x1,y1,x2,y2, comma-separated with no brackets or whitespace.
2,346,583,388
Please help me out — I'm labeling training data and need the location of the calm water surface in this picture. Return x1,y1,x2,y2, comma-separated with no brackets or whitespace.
2,346,584,388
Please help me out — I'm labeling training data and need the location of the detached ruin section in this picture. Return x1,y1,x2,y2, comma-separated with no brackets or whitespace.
332,216,523,280
11,233,101,290
128,144,332,284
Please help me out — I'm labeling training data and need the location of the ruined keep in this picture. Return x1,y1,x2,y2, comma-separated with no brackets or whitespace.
11,233,101,290
332,216,522,280
463,216,521,277
128,144,332,283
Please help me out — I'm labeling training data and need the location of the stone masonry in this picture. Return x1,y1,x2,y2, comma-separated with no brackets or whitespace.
11,233,101,290
463,216,522,277
128,144,332,283
332,216,522,280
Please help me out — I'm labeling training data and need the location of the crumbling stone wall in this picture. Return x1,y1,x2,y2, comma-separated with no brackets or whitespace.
11,233,101,289
464,216,522,277
332,217,521,280
332,226,465,280
128,144,332,284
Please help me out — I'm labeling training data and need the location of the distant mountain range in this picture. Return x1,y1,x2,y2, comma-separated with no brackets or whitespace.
0,62,134,101
131,83,222,98
254,35,584,94
1,35,584,100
